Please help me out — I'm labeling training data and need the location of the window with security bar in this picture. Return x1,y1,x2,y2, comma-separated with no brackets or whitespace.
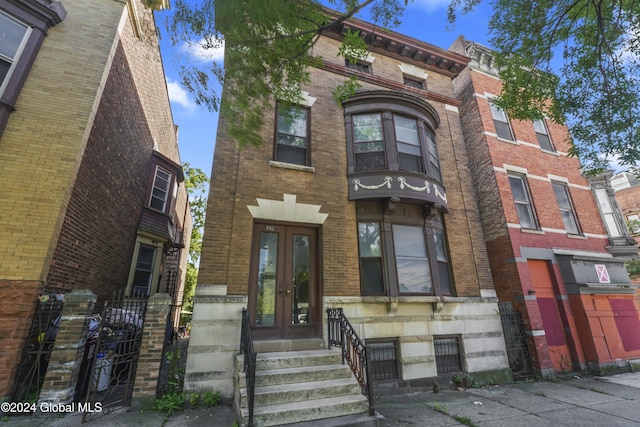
367,339,399,381
434,335,463,374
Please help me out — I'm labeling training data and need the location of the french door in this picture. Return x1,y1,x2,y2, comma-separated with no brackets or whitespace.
248,222,320,339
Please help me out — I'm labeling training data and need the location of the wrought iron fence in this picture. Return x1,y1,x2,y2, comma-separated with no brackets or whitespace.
498,302,533,379
240,308,256,427
326,307,374,416
80,292,147,422
10,291,65,406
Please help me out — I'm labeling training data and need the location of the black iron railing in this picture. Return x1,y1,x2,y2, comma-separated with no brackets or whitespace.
326,307,374,415
240,308,256,427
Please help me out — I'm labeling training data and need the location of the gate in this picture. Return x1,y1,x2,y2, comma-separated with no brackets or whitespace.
10,291,65,405
80,292,147,422
498,302,533,379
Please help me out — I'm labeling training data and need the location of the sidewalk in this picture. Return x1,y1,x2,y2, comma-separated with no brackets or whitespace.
2,372,639,426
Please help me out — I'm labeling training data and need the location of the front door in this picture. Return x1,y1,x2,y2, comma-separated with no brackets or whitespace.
249,222,320,339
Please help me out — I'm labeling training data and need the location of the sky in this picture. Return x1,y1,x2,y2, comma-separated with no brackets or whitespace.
153,0,494,180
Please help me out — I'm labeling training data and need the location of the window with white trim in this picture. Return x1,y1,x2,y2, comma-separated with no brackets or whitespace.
533,119,555,152
626,213,640,234
552,182,580,235
508,174,538,229
150,165,172,212
490,101,514,141
595,189,623,237
0,11,30,95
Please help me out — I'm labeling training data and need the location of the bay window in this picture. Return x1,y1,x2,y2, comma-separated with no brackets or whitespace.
344,91,442,183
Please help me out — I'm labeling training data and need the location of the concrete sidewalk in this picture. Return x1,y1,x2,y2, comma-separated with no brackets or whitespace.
1,372,639,426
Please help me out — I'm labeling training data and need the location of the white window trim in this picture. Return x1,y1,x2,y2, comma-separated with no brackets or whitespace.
150,165,172,212
0,11,32,97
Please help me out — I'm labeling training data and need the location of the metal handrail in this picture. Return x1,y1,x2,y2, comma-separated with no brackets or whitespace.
326,307,374,416
240,308,256,427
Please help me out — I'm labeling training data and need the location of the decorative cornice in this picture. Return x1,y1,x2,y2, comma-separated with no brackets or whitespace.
7,0,67,28
321,60,461,107
322,14,469,78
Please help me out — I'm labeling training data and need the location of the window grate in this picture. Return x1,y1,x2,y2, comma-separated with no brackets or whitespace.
367,339,399,381
434,336,462,374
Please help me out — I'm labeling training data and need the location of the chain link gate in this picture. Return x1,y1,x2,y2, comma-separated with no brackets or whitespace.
80,292,147,422
498,302,533,379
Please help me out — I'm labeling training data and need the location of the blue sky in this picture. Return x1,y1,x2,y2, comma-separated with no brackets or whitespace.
154,0,494,179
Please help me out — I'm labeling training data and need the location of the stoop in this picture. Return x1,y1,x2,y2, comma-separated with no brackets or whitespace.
234,349,382,426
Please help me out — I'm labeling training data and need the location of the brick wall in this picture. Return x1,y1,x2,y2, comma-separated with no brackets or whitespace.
0,0,124,282
45,43,152,304
199,34,494,299
0,280,41,399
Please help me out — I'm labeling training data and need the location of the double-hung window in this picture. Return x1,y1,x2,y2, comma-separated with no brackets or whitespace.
275,103,310,166
490,101,514,141
132,245,156,296
394,115,424,173
150,165,172,212
533,119,555,152
0,11,30,95
353,113,385,170
357,202,453,296
552,182,580,235
509,174,538,229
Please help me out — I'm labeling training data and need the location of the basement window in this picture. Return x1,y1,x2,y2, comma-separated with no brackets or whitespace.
434,335,462,374
367,339,399,381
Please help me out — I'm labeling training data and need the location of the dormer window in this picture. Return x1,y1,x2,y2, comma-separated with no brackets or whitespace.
150,165,172,212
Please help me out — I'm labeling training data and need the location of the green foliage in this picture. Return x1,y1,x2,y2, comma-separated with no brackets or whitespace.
625,258,640,277
153,391,185,416
203,390,221,407
181,163,209,314
189,392,201,407
452,0,640,174
168,0,408,148
154,347,186,416
453,372,479,388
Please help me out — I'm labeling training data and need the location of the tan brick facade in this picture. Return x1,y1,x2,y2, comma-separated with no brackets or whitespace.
0,0,191,399
192,20,510,395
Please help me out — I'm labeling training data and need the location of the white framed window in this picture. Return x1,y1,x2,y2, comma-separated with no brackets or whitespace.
489,101,514,141
626,213,640,234
0,11,31,96
509,174,538,229
552,182,580,235
533,119,555,152
595,189,623,237
150,165,172,212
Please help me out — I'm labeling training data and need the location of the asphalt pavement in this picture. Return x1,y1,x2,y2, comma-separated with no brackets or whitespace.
1,372,639,426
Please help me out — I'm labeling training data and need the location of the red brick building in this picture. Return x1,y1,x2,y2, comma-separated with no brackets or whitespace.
451,38,640,375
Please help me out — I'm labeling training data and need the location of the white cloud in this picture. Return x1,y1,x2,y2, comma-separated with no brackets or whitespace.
181,37,225,62
411,0,451,12
166,78,195,111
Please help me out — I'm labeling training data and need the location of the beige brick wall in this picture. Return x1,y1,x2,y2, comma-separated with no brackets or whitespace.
199,33,492,298
0,0,125,281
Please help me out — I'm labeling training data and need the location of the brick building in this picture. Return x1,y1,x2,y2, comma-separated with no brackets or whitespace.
188,14,511,424
0,0,191,399
610,171,640,245
451,38,640,376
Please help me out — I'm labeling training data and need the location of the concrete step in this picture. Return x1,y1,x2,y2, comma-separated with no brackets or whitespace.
255,349,343,370
253,338,324,353
253,363,354,387
239,377,362,407
239,393,370,427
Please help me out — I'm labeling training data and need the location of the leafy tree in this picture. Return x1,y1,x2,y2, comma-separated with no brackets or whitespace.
182,163,209,316
168,0,640,173
449,0,640,173
167,0,406,147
